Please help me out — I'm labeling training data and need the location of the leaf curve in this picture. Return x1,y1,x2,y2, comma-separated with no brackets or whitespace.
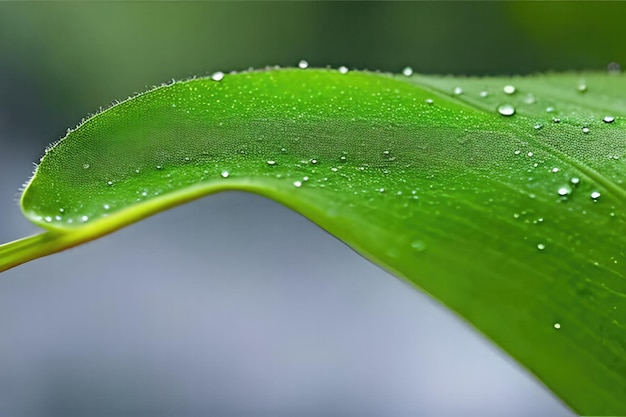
3,68,626,414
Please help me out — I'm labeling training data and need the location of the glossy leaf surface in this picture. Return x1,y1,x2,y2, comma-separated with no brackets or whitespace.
3,68,626,414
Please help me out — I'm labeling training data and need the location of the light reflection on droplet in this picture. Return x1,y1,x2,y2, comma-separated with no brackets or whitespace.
503,85,516,95
211,71,225,81
497,104,515,116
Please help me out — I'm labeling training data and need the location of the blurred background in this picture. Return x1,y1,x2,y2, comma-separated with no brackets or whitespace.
1,2,624,416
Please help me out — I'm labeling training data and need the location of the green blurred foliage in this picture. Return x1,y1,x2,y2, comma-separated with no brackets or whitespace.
0,2,624,143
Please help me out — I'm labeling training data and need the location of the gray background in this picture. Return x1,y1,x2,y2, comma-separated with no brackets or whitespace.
3,2,623,415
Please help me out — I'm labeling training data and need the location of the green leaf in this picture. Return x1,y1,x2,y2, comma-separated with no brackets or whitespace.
2,68,626,414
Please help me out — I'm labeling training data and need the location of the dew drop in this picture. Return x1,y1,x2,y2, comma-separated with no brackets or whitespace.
590,191,601,200
411,240,427,252
156,165,162,170
551,167,559,173
293,181,302,188
497,104,515,116
107,180,113,186
59,208,65,213
479,90,488,98
503,85,516,95
267,160,276,166
81,215,89,222
533,123,542,130
570,177,580,186
402,67,413,76
527,151,534,157
577,82,587,93
44,216,52,223
553,118,561,124
83,163,90,169
537,243,546,251
514,150,521,155
523,93,536,104
103,204,110,210
298,60,309,69
553,323,561,330
582,127,590,134
425,98,434,105
608,62,621,74
603,116,615,123
311,159,318,164
221,171,229,178
546,106,555,113
211,71,225,81
557,187,570,196
453,87,463,95
338,66,349,74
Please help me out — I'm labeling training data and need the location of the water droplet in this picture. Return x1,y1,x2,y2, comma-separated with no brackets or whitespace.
81,215,89,222
533,123,542,130
590,191,601,200
557,187,570,196
503,85,516,95
103,204,110,210
293,181,302,188
425,98,434,105
411,240,427,252
267,160,276,166
570,177,580,185
298,60,309,69
311,159,318,164
603,116,615,123
553,118,561,124
608,62,621,74
577,82,587,93
514,150,521,155
527,151,534,157
221,171,229,178
402,67,413,76
582,127,590,134
83,163,90,169
340,155,347,162
211,71,225,81
453,87,463,95
551,167,559,173
44,216,52,223
338,66,349,74
537,243,546,251
107,180,113,186
479,90,488,98
523,93,536,104
379,188,385,193
59,208,65,213
546,106,555,113
156,165,162,170
553,322,561,330
497,104,515,116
